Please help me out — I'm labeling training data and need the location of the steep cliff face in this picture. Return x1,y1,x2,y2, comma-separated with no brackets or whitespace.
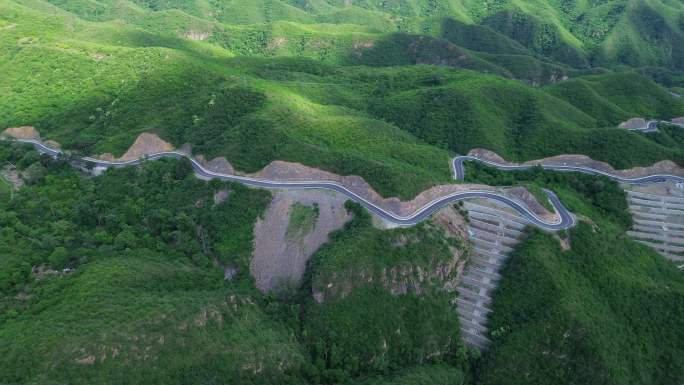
300,204,470,374
311,205,470,303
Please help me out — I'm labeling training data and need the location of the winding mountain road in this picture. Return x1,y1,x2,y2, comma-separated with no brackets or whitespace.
13,138,684,230
9,138,575,230
629,119,684,132
452,156,684,185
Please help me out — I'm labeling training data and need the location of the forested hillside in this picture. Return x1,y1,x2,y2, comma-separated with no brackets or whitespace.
2,0,684,199
3,140,683,384
464,162,684,385
2,1,684,384
0,143,469,384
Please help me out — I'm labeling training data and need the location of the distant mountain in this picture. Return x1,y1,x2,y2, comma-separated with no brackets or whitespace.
30,0,684,72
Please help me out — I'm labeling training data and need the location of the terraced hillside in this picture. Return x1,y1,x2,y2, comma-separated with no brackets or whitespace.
456,201,526,349
463,161,684,385
627,188,684,265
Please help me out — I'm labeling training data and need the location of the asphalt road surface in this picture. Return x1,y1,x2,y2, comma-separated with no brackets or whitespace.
9,138,577,230
15,138,684,229
453,156,684,185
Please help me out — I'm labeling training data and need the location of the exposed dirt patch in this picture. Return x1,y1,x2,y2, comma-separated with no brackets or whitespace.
430,205,470,292
353,40,374,49
197,155,235,175
556,233,571,251
618,117,647,129
469,149,507,164
89,53,106,61
250,160,503,217
120,133,173,160
213,189,230,205
184,30,211,41
1,126,40,139
504,186,556,221
17,36,39,45
98,133,174,161
267,37,287,51
251,190,352,293
1,166,23,189
75,355,96,365
96,153,116,161
178,143,193,155
31,265,60,280
44,140,61,149
194,307,223,328
469,148,684,178
431,204,469,241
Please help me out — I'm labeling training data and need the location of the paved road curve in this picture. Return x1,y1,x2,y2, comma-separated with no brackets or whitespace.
630,119,684,133
453,156,684,185
8,138,576,230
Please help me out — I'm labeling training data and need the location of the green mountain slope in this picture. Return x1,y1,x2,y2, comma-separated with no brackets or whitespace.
0,145,469,384
464,161,684,385
2,1,684,384
479,225,684,385
19,0,684,72
2,0,684,200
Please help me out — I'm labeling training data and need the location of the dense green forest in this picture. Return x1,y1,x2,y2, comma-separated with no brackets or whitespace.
464,161,684,385
3,0,684,384
0,143,470,384
2,0,684,199
3,139,684,384
478,225,684,385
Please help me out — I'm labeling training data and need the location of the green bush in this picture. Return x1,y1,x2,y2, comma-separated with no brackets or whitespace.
477,224,684,385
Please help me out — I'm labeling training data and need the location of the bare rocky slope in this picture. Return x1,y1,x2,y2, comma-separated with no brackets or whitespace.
251,190,351,293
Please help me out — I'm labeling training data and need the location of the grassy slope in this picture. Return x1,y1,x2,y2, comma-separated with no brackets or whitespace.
2,2,684,384
368,69,684,166
0,1,684,198
0,2,454,199
3,1,684,202
2,256,306,385
14,0,684,72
